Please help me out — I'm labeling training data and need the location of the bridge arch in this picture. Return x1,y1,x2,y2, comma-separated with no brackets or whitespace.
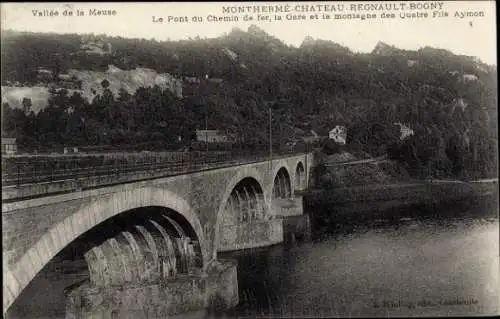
81,206,203,288
223,177,265,223
272,166,292,199
295,161,306,191
3,187,207,313
214,167,266,258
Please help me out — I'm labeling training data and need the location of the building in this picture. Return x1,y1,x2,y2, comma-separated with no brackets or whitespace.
183,76,200,84
196,130,235,143
329,125,347,145
207,78,223,84
393,122,415,140
407,59,418,67
462,74,478,82
452,98,468,112
36,68,53,81
63,147,79,154
2,138,17,154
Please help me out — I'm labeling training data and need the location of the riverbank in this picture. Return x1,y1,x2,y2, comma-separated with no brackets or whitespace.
219,212,499,318
304,179,498,238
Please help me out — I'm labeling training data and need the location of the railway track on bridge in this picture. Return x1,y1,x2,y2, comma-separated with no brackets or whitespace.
2,151,307,202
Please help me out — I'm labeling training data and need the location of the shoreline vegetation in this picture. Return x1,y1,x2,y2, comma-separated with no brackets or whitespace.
304,149,498,237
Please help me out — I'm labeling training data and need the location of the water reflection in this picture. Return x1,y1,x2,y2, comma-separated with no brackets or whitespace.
222,213,499,318
7,209,499,318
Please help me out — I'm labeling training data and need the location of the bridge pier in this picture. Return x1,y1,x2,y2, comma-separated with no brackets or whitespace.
65,259,237,318
217,218,284,252
271,159,311,244
217,177,286,252
64,216,238,318
217,162,312,253
271,196,311,245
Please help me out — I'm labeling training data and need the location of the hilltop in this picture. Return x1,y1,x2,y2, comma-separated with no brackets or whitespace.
1,26,497,179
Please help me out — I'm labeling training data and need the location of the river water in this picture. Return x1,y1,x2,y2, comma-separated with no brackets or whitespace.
224,212,499,317
7,206,499,318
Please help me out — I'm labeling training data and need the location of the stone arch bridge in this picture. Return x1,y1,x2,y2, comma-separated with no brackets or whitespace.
2,153,313,315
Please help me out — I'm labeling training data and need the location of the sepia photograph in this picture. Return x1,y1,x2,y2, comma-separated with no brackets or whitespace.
1,1,498,318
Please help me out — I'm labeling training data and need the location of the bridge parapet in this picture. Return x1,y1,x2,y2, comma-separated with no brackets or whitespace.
2,151,307,202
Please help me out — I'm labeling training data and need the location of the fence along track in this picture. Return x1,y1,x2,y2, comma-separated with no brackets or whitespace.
2,150,303,188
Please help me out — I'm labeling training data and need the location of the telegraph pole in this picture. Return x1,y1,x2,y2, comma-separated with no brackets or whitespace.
203,74,208,153
205,108,208,152
269,104,273,171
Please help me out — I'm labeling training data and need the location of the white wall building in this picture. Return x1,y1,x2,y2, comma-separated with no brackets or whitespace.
329,125,347,145
394,122,414,140
407,60,418,67
2,138,17,154
462,74,478,82
196,130,235,143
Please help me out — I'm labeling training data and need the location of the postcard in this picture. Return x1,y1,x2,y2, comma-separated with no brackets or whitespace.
1,1,498,318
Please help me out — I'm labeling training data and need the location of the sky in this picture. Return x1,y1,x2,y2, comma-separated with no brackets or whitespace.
1,1,497,65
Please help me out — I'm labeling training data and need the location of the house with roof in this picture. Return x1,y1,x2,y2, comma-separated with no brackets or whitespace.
36,68,53,81
461,74,478,82
183,76,200,84
195,130,235,143
407,59,418,67
329,125,347,145
393,122,414,140
2,137,17,154
207,78,223,84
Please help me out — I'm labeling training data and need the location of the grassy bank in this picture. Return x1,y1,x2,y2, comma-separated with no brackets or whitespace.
312,151,413,188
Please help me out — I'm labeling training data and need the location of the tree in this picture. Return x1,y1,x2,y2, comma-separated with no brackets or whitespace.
1,29,496,179
2,103,17,137
101,79,110,89
22,97,32,115
322,138,343,155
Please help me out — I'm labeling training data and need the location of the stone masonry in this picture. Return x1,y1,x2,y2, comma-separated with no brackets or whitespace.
2,153,313,314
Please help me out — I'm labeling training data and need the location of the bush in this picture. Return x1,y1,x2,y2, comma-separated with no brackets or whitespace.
322,138,344,155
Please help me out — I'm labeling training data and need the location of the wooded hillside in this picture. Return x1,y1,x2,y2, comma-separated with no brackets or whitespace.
1,27,497,179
